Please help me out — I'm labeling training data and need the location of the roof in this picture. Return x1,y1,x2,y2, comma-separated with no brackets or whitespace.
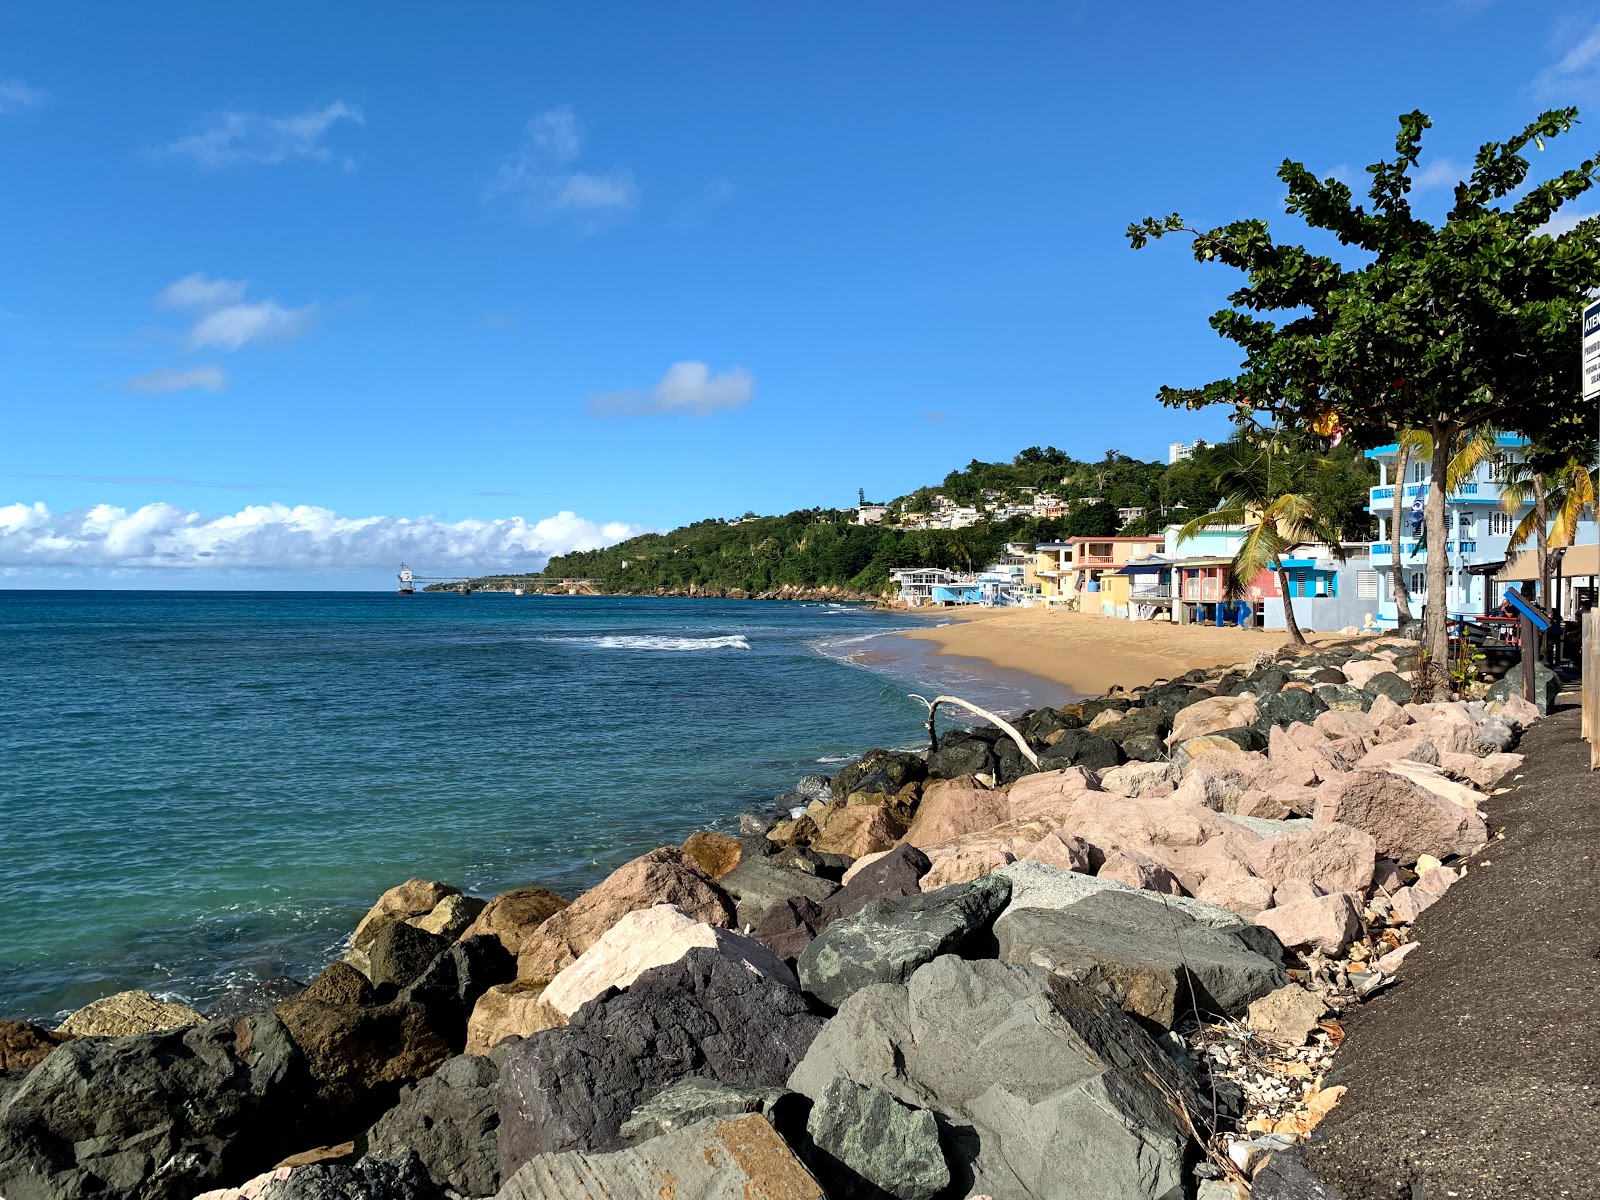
1499,543,1600,581
1365,433,1528,459
1063,535,1164,543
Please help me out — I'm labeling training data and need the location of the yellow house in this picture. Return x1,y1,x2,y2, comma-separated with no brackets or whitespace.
1034,537,1164,613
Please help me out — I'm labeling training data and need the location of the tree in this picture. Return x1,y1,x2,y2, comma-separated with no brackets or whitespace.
1131,108,1600,681
1178,436,1352,646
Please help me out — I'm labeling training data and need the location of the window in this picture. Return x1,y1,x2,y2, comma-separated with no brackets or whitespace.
1457,512,1475,537
1409,571,1427,596
1489,455,1513,482
1489,510,1513,537
1357,570,1379,599
1412,461,1430,483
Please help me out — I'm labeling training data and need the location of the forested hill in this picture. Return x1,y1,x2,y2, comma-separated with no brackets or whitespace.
482,441,1376,597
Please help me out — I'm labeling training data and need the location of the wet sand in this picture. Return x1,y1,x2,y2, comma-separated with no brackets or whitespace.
897,607,1321,699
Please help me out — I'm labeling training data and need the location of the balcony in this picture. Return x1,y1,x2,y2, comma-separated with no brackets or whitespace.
1131,582,1174,600
1369,480,1512,510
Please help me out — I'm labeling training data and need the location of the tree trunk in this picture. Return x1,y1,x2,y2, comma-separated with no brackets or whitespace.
1532,475,1550,607
1423,427,1453,695
1391,440,1415,627
1276,565,1307,646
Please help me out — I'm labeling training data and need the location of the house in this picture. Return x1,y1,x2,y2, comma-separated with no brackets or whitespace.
855,504,890,526
1366,434,1598,624
1117,506,1145,525
1169,442,1195,464
889,565,1032,608
1034,536,1165,614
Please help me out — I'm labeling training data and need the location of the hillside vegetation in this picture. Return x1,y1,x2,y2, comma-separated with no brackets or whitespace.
478,439,1376,597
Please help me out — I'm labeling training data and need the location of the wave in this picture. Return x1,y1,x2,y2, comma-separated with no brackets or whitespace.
545,634,751,652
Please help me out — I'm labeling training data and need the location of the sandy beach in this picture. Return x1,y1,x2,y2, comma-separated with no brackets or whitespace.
898,607,1320,698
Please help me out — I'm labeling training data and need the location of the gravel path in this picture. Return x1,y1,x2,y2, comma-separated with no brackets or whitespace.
1306,695,1600,1198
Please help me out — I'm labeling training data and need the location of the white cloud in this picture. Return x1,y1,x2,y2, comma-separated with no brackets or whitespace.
125,366,228,395
165,100,364,168
588,361,754,418
1412,158,1466,190
486,104,639,223
0,78,46,112
1534,19,1600,102
158,273,249,311
1542,209,1598,236
152,274,316,351
187,299,315,350
0,501,646,575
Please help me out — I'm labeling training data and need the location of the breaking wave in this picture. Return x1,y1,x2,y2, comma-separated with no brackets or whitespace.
549,634,752,652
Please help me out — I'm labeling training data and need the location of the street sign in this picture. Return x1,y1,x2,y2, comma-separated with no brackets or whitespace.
1584,297,1600,401
1502,587,1552,632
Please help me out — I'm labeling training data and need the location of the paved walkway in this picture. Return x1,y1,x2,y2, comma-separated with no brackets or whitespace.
1306,695,1600,1198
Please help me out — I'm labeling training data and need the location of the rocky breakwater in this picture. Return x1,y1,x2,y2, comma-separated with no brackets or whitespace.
0,634,1539,1199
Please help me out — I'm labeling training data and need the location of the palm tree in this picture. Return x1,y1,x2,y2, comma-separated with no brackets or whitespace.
1179,439,1349,646
1386,427,1499,627
1501,454,1597,604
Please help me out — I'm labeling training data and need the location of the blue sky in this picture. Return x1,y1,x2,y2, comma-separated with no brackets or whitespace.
4,2,1599,587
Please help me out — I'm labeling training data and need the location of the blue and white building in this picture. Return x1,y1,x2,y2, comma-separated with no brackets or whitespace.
1366,434,1595,623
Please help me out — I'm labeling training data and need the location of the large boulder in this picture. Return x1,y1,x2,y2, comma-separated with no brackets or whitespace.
993,889,1286,1028
1254,892,1363,956
516,848,733,979
1246,821,1377,896
497,948,826,1170
1256,687,1328,730
256,1152,444,1199
788,956,1200,1200
497,1114,824,1199
459,886,569,956
539,905,796,1027
825,843,931,920
832,750,926,801
366,922,450,991
1316,768,1488,864
719,861,839,928
352,879,460,952
1362,671,1413,705
395,933,516,1045
0,1014,308,1200
1099,760,1181,798
681,831,744,880
0,1020,71,1071
1037,729,1120,771
901,781,1010,847
407,893,484,941
804,1076,949,1200
56,990,204,1038
363,1053,500,1198
796,875,1012,1010
808,804,908,858
618,1079,796,1143
927,730,999,781
1169,694,1261,745
1488,661,1561,715
464,981,550,1056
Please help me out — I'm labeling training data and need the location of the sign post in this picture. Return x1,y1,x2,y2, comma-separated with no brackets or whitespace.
1586,302,1600,763
1584,298,1600,403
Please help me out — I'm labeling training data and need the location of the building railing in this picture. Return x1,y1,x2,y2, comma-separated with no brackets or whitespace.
1131,582,1174,599
1183,580,1226,601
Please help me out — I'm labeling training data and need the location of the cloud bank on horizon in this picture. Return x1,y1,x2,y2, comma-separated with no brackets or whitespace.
0,501,646,580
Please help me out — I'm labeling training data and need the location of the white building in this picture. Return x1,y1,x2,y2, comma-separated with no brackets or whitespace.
855,504,890,526
1169,442,1195,464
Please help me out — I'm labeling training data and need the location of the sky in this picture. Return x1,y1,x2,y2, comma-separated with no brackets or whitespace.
4,2,1600,588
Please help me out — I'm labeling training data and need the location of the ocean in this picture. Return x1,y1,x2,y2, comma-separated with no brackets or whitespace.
0,591,1067,1022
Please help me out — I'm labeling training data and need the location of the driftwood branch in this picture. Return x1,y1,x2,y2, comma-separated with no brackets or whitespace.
908,694,1041,770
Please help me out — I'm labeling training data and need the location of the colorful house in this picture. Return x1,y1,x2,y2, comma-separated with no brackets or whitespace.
1034,536,1165,614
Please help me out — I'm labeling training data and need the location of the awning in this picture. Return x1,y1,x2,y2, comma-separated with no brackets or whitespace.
1116,560,1169,575
1498,543,1600,581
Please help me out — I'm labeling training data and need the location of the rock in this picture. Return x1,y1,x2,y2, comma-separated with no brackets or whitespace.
1493,693,1542,730
1246,984,1327,1046
840,850,890,885
407,893,485,941
1317,768,1489,865
540,904,796,1026
1488,661,1561,714
0,1013,308,1200
366,922,450,991
753,896,830,962
1036,728,1121,771
809,804,908,858
256,1152,444,1199
1097,849,1186,894
364,1053,500,1197
1357,737,1440,769
1253,892,1363,955
1361,671,1413,705
0,1020,71,1071
1019,830,1096,873
1094,705,1172,749
56,989,205,1038
805,1076,948,1200
1341,658,1389,689
1472,715,1517,755
795,875,1012,1009
1100,760,1182,797
1170,694,1261,745
1246,822,1377,895
994,890,1287,1028
1442,750,1524,791
396,933,516,1044
682,831,744,880
496,1114,825,1200
304,962,378,1008
497,948,825,1168
517,847,733,979
464,980,550,1055
1256,687,1327,730
1195,873,1276,919
787,955,1200,1200
1172,733,1249,766
1367,692,1409,729
618,1079,795,1143
832,749,926,801
459,886,569,956
1312,709,1378,741
1316,683,1375,712
927,731,999,781
720,861,840,928
352,879,460,952
918,843,1017,890
901,780,1008,847
823,843,932,920
274,992,454,1135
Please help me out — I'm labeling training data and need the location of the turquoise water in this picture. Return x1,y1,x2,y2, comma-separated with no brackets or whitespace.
0,591,1066,1021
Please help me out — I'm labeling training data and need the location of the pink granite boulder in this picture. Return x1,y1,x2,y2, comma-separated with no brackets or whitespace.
1246,822,1377,895
1315,769,1488,866
1254,891,1363,955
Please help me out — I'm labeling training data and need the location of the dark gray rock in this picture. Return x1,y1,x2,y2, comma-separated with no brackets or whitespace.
1488,661,1561,715
618,1078,797,1142
396,934,515,1046
1306,667,1349,686
805,1076,948,1200
992,890,1287,1029
496,947,826,1174
1257,687,1328,729
788,955,1202,1200
1211,725,1268,752
1248,668,1290,696
260,1152,444,1200
720,860,840,928
796,875,1012,1010
769,845,850,880
794,774,833,802
753,895,829,961
363,1053,500,1197
832,750,926,800
927,731,999,781
366,921,449,991
0,1014,309,1200
1471,715,1517,755
1095,706,1170,748
1119,731,1168,762
1362,671,1414,705
995,739,1040,784
1075,696,1133,722
1316,683,1374,712
1037,729,1121,771
821,843,931,923
1022,707,1084,742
